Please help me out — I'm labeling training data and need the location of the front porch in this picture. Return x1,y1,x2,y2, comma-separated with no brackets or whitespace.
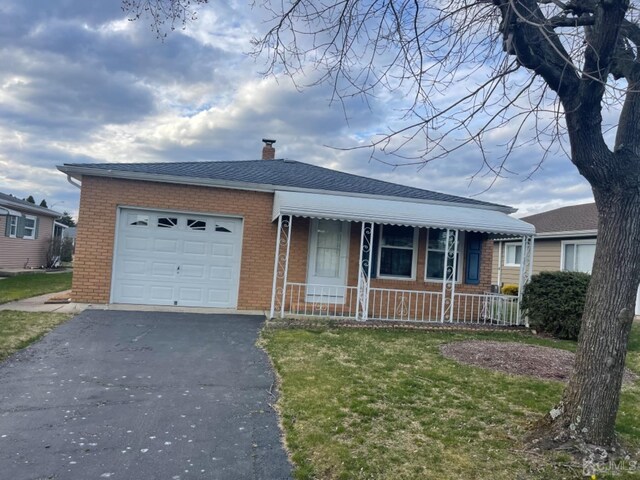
269,191,535,326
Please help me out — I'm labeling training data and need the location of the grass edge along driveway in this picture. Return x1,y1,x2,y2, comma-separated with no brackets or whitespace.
0,272,72,304
262,324,640,480
0,311,71,362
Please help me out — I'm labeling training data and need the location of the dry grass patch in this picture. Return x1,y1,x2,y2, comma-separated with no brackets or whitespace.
0,311,71,361
263,325,640,479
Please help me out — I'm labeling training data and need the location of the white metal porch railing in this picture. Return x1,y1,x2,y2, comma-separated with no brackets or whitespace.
280,283,523,326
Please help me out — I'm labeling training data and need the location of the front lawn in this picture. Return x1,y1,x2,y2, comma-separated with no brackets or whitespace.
262,324,640,479
0,272,72,304
0,311,71,361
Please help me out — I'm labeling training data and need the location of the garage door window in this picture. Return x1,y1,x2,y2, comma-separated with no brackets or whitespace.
187,219,207,231
215,223,232,233
128,214,149,227
158,217,178,228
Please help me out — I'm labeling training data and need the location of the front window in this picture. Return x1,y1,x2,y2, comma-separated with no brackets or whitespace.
378,225,416,278
23,216,36,239
425,229,463,281
504,244,522,266
8,216,18,237
563,241,596,273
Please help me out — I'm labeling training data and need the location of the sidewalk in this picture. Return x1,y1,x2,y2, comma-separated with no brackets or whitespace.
0,290,89,314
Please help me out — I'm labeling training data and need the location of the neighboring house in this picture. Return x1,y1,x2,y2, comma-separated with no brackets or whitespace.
0,192,63,269
492,202,640,315
58,140,535,325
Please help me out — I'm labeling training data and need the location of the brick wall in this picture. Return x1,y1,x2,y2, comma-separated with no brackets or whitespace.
74,177,495,312
73,176,277,309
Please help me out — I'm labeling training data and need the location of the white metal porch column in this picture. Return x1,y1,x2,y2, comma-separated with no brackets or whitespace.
440,229,459,322
269,214,292,319
355,222,374,321
517,235,535,326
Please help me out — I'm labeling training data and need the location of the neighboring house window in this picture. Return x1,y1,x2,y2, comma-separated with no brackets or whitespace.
8,216,18,237
562,240,597,274
504,243,522,266
22,215,36,240
425,229,464,282
377,225,417,279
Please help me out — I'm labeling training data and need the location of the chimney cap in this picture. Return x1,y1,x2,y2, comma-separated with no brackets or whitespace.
262,138,276,145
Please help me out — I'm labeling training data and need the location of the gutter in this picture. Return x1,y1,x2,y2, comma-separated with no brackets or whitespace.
57,165,518,215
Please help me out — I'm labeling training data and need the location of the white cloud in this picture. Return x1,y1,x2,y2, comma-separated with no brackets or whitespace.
0,0,597,223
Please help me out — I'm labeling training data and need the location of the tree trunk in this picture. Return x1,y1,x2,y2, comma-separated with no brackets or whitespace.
553,186,640,447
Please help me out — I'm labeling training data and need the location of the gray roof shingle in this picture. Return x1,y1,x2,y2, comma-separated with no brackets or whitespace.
60,159,512,211
0,192,62,217
522,202,598,234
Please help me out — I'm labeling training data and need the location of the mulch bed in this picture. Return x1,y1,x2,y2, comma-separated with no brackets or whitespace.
440,340,638,384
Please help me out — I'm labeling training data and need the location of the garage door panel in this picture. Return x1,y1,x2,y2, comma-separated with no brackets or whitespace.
212,244,234,257
177,287,205,303
180,264,206,279
149,285,176,304
124,236,148,251
151,262,177,278
210,266,233,280
122,259,147,275
207,289,231,304
154,238,179,253
183,241,207,255
112,208,242,308
115,283,146,303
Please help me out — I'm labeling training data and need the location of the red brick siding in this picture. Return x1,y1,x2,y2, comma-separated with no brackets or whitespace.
73,176,277,309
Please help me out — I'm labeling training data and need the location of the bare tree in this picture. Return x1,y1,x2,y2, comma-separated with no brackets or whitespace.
123,0,640,457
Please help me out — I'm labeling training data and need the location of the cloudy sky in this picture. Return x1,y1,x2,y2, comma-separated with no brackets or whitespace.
0,0,596,220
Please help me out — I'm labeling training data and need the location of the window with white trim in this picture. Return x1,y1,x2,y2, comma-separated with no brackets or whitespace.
425,229,464,281
377,225,416,279
8,216,18,238
23,215,36,240
504,243,522,266
562,240,596,273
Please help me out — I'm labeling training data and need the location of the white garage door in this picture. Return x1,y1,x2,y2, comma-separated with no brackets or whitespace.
111,208,243,308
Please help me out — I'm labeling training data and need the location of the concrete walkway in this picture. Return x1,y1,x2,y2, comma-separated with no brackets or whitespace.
0,290,89,313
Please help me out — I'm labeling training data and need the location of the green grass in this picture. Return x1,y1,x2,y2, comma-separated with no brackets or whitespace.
0,272,72,304
0,311,71,361
262,323,640,479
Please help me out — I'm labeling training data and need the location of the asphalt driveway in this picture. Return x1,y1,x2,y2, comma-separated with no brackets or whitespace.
0,310,292,480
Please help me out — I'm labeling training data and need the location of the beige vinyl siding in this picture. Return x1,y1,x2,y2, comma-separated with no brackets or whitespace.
0,214,54,268
491,237,597,288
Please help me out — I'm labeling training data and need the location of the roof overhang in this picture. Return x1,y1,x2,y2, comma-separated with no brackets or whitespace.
273,191,535,236
0,200,61,217
58,164,517,214
0,206,22,216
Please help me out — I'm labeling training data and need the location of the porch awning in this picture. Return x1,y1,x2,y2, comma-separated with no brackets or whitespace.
272,191,535,236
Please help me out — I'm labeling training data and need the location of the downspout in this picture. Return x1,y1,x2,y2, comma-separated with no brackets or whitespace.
497,241,503,288
67,175,81,189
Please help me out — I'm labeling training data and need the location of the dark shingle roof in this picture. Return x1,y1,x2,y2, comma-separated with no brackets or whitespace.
61,159,511,211
0,192,61,217
522,203,598,233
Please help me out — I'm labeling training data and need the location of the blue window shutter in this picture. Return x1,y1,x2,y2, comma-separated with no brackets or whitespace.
16,216,26,239
4,216,9,237
34,217,39,239
465,233,482,285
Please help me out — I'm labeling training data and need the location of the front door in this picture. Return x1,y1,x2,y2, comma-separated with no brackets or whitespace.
306,219,350,303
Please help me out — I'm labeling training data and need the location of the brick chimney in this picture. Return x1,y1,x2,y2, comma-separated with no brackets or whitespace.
262,139,276,160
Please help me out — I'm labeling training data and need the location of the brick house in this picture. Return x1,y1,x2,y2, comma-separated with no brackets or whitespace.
58,140,534,324
0,192,64,269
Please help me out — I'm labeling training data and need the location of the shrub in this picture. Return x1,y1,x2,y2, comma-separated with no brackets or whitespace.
501,284,519,296
521,271,591,340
